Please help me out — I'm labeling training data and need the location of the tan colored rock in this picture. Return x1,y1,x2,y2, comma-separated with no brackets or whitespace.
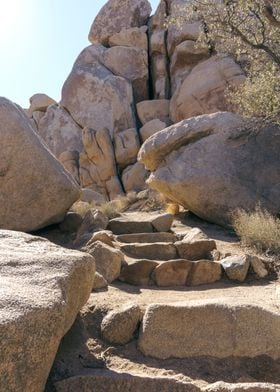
188,260,222,286
149,29,170,99
103,46,149,102
119,259,158,285
137,99,170,125
152,260,192,287
114,128,140,169
61,45,136,138
249,256,268,278
0,230,95,392
0,97,80,232
139,112,280,227
79,127,122,199
85,230,115,248
38,105,83,157
28,93,57,117
140,119,167,142
86,241,123,283
221,255,250,282
138,300,280,359
109,216,154,234
59,150,80,184
116,232,176,244
121,243,177,260
93,272,108,290
88,0,152,46
152,213,173,232
167,22,201,56
101,304,141,344
170,55,245,122
122,162,148,193
109,26,148,50
170,40,209,94
175,228,216,261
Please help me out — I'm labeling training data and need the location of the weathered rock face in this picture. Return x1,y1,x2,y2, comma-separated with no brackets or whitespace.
109,26,148,50
170,55,245,122
61,45,136,138
0,97,80,232
139,111,280,226
0,230,95,392
37,105,83,157
88,0,152,46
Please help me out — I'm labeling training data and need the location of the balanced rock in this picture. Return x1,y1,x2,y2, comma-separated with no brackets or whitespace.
0,97,80,232
139,112,280,227
28,93,57,117
88,0,152,46
0,230,95,392
101,304,141,345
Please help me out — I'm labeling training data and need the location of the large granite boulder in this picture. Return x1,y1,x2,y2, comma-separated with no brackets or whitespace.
88,0,152,46
0,97,80,232
139,111,280,227
61,45,136,138
0,230,95,392
170,55,245,122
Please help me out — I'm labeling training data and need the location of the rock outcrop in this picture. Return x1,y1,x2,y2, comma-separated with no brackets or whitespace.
0,230,95,392
0,97,80,232
139,111,280,226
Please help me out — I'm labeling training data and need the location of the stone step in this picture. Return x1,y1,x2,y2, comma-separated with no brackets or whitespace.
108,212,173,234
138,300,280,360
119,258,222,287
120,242,177,260
116,232,177,243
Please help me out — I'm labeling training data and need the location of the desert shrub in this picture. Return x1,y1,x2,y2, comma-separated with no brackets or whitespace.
98,194,136,219
71,201,96,217
232,205,280,254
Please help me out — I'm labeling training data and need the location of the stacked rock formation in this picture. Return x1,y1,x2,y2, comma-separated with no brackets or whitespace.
27,0,245,202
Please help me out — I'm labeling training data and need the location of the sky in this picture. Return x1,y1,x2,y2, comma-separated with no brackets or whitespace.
0,0,158,108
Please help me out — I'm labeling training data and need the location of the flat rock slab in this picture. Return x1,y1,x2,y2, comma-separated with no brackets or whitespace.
121,243,177,260
55,371,200,392
0,230,95,392
109,212,174,234
116,232,177,243
138,300,280,360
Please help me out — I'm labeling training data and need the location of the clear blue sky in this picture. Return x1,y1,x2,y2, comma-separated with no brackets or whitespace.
0,0,158,108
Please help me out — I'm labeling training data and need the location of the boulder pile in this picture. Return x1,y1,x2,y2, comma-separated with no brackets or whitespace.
26,0,244,203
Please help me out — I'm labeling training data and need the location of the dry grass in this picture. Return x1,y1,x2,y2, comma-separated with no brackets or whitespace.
71,201,96,218
232,205,280,254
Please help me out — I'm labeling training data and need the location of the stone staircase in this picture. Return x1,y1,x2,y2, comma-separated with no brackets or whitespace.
47,211,280,392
